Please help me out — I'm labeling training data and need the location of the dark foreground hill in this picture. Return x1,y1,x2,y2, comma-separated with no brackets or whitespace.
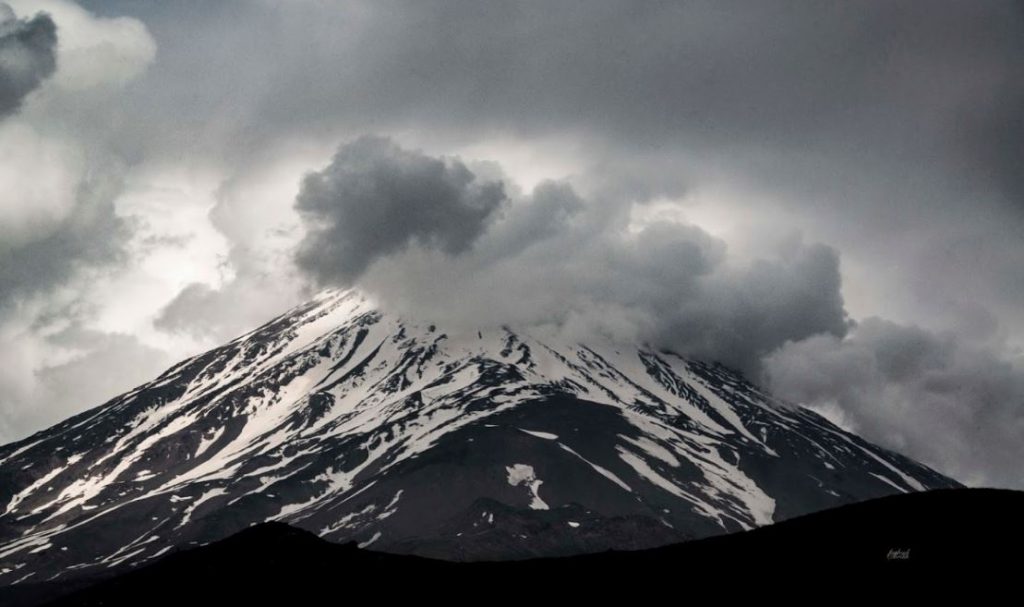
3,487,1019,605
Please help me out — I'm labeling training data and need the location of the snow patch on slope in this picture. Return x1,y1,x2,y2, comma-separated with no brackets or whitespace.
506,464,549,510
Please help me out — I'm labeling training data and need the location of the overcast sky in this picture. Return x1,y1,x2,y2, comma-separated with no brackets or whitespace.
1,0,1022,488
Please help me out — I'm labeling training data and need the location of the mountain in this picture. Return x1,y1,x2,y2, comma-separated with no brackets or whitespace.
0,289,958,586
6,488,1019,606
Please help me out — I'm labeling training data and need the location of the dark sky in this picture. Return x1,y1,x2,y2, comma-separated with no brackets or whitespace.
1,0,1022,488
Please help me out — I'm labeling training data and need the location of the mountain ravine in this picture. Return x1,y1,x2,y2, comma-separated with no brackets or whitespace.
0,289,958,585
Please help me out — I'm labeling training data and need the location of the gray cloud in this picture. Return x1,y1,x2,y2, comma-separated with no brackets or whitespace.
294,136,507,285
0,161,127,310
298,138,849,376
658,243,848,374
0,327,169,441
0,171,133,442
0,2,147,311
765,318,1024,488
0,1,158,445
104,1,1023,184
153,282,226,337
154,274,303,344
0,5,56,118
10,1,1020,488
88,1,1024,333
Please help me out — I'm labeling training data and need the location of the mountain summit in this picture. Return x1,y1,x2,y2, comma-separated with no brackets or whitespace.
0,289,957,584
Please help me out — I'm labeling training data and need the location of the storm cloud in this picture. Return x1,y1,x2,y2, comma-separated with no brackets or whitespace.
294,136,507,285
0,1,1020,489
0,5,56,118
297,137,849,376
766,319,1024,488
0,158,127,309
0,0,156,442
90,0,1024,334
0,0,154,307
287,131,1021,486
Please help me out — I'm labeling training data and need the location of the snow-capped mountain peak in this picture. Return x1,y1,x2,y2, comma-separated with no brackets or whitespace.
0,289,957,584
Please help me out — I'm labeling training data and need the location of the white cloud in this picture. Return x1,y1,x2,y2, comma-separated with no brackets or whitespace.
6,0,155,91
0,0,159,443
0,121,83,250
